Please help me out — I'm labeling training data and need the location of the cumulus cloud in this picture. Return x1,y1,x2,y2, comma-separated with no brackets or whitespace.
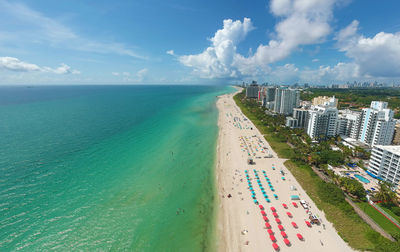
179,18,254,78
179,0,337,79
337,20,400,77
0,57,79,74
0,56,41,72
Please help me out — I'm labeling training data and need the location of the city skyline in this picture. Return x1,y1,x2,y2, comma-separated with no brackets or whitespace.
1,0,400,85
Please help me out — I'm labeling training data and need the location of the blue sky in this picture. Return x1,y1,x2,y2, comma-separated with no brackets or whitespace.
0,0,400,85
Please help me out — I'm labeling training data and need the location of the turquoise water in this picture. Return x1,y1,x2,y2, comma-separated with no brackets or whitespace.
0,85,233,251
355,174,370,184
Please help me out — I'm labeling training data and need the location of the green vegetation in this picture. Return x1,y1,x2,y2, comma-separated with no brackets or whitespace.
357,202,400,238
234,89,400,251
301,88,400,118
374,182,398,204
338,176,367,200
380,203,400,223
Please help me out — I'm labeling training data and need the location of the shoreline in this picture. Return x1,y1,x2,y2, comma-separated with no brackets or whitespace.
215,89,353,252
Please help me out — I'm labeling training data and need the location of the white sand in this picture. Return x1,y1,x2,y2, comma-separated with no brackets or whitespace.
215,90,354,252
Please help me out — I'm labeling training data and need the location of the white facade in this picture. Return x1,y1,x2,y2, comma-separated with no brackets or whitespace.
358,101,395,146
306,106,338,140
368,145,400,186
273,88,300,115
337,110,361,137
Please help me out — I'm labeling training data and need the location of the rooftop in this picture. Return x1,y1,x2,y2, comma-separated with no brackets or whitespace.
374,145,400,155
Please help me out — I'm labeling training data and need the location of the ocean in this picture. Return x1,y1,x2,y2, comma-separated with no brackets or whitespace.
0,85,233,251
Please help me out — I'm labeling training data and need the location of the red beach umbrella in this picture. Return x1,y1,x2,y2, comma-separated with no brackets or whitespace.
270,207,276,212
272,243,279,250
265,222,271,229
281,231,287,238
278,224,284,230
261,210,266,216
291,222,297,228
259,204,264,210
267,229,274,235
292,202,298,207
282,203,287,208
297,233,303,240
284,238,290,246
275,218,281,224
270,234,276,242
287,212,292,218
305,221,311,227
273,212,278,218
263,216,269,222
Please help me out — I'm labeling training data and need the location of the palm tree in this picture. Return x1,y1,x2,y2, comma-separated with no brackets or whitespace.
374,182,396,203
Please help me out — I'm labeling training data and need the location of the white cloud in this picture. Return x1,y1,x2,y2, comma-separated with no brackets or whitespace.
312,58,319,62
0,0,146,60
179,18,254,78
110,68,148,82
0,56,41,72
0,57,79,74
337,20,400,77
136,68,148,81
178,0,337,79
166,50,175,56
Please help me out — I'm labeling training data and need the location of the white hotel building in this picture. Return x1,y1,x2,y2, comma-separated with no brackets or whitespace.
368,145,400,186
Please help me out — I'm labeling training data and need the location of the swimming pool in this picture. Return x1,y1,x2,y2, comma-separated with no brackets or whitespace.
355,174,370,184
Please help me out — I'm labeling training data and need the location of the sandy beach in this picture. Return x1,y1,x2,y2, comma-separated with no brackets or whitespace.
215,89,353,252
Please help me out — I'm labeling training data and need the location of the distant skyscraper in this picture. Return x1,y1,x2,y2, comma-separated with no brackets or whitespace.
358,101,395,146
273,88,300,115
245,84,259,98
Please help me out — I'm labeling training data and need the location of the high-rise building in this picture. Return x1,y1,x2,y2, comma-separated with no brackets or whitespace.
305,106,338,140
273,88,300,115
245,84,259,98
337,110,361,137
293,108,308,128
312,96,338,107
358,101,395,146
368,145,400,186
